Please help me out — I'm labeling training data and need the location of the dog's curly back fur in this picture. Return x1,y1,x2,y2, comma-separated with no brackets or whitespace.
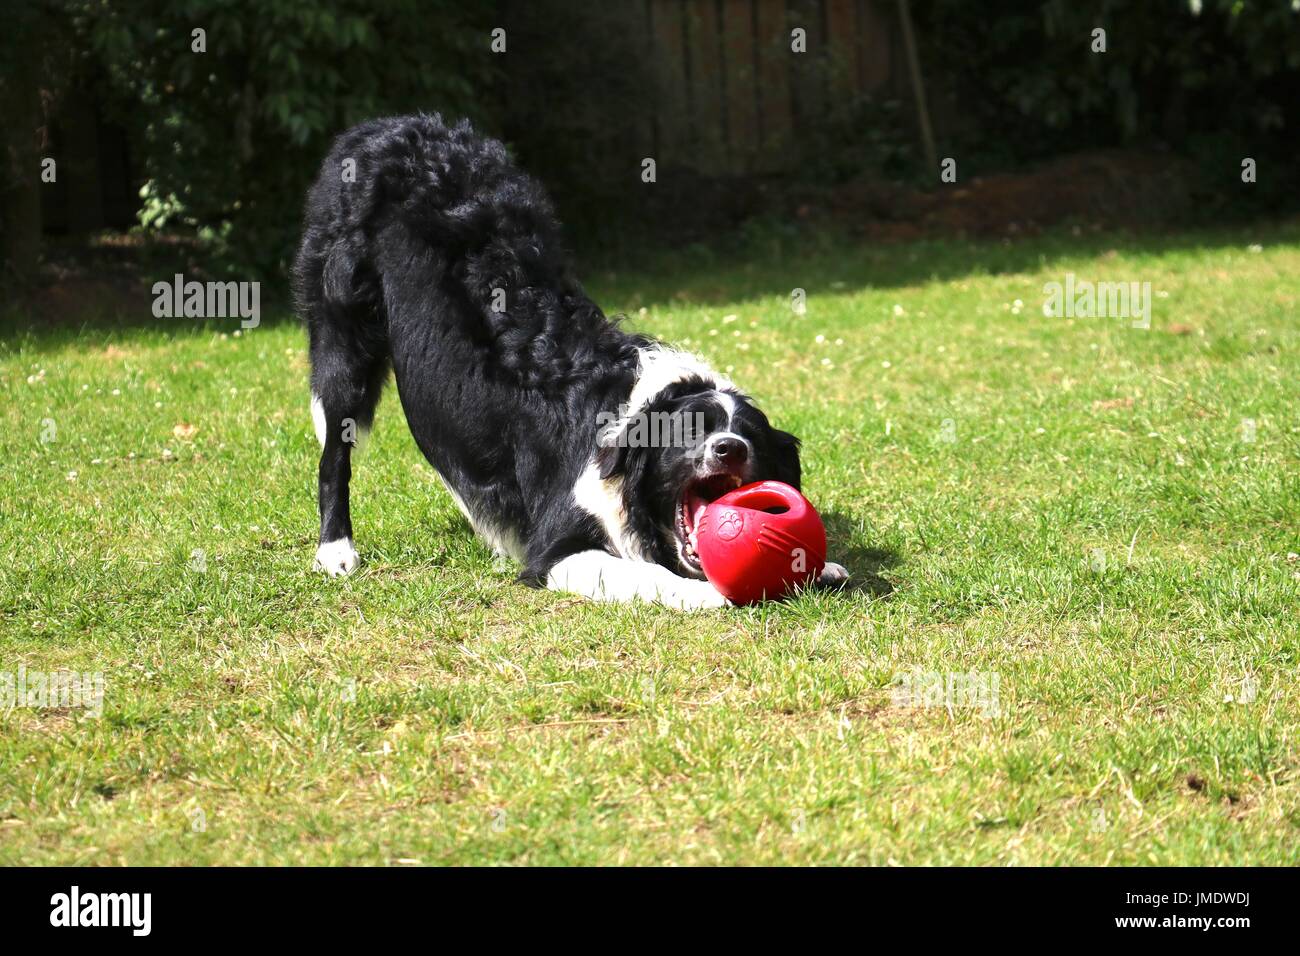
293,113,642,392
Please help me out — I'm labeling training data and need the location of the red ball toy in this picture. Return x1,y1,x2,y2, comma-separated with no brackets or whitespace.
694,480,827,605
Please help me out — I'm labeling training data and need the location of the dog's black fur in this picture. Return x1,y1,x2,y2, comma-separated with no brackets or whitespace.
294,114,801,588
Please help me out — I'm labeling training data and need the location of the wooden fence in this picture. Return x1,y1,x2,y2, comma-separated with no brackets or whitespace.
644,0,899,175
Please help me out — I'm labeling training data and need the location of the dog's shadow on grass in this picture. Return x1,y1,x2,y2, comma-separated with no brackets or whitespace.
820,510,900,599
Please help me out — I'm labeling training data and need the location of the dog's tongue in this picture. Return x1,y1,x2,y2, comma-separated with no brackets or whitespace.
684,490,711,547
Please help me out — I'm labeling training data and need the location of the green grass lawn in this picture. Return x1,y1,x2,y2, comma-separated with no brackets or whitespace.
2,224,1298,865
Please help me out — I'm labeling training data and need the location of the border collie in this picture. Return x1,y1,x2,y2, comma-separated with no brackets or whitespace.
294,114,847,609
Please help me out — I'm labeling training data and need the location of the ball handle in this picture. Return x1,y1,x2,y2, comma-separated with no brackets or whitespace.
717,480,812,519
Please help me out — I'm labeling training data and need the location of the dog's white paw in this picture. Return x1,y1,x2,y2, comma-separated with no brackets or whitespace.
314,538,359,577
818,561,850,587
663,579,730,611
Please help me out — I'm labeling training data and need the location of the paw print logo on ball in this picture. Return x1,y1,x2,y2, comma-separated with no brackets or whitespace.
715,509,744,541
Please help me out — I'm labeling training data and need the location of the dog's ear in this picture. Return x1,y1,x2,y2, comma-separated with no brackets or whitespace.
770,428,802,490
597,441,650,504
596,442,625,480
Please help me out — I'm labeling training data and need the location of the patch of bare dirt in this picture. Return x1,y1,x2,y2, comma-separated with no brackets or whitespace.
820,148,1196,240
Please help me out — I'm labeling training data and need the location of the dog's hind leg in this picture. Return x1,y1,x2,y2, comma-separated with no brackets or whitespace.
308,314,388,576
294,137,395,576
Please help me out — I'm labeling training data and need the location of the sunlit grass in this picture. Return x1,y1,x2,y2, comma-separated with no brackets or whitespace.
1,222,1298,864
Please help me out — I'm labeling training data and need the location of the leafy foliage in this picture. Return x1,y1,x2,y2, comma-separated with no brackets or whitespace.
18,0,1299,282
64,0,497,280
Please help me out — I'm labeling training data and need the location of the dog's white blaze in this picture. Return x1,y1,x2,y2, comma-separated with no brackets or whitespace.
432,470,525,561
547,550,728,609
713,390,737,427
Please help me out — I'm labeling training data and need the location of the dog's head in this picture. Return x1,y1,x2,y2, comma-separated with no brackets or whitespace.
595,377,801,578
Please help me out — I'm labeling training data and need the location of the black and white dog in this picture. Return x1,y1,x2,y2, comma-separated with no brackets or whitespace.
294,114,847,609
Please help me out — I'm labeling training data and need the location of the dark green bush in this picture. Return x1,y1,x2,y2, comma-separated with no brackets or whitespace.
66,0,497,282
913,0,1300,213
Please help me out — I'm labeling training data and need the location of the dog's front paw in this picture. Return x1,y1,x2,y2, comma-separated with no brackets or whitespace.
314,538,359,577
662,579,731,611
817,561,850,588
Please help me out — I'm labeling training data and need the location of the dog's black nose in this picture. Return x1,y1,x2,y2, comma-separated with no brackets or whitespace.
712,436,749,465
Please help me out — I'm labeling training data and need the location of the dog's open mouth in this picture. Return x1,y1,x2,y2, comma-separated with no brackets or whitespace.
675,473,744,572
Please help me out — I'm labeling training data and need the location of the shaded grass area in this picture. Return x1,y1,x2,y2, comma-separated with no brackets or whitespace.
1,222,1298,864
